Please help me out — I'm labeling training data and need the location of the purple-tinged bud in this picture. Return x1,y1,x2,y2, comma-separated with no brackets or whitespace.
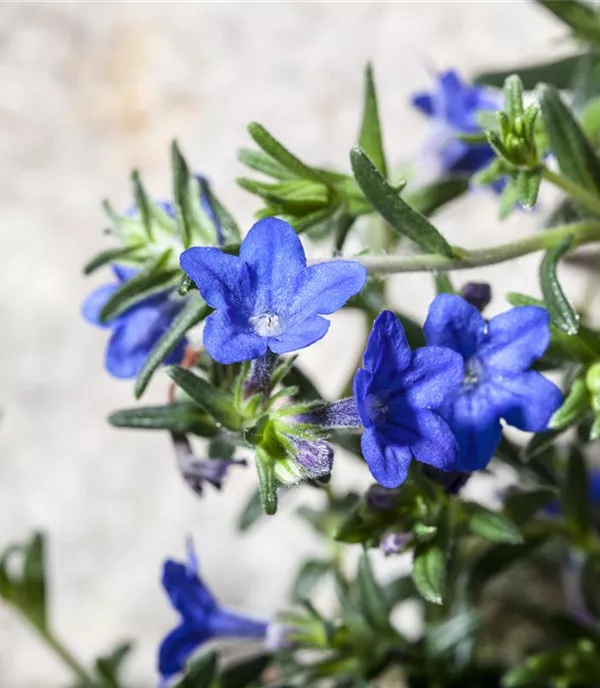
380,532,411,556
264,622,296,651
289,437,334,479
243,351,278,398
423,465,471,494
171,433,246,495
366,485,398,511
460,282,492,312
294,398,362,429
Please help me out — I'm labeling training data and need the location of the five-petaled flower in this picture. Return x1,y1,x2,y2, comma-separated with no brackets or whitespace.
82,265,188,379
424,294,563,471
412,69,499,178
179,217,367,364
159,541,268,684
353,310,464,488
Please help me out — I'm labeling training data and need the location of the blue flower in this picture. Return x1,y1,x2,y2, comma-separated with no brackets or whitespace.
353,310,464,488
82,265,188,379
159,541,267,684
180,217,367,364
424,294,563,472
412,69,499,177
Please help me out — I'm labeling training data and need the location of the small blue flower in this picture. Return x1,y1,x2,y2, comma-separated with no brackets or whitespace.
412,69,499,177
82,265,188,379
353,310,464,488
424,294,563,471
159,541,268,684
180,217,367,364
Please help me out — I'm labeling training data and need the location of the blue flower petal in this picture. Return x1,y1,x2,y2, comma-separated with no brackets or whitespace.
162,560,216,622
444,385,503,471
113,265,139,283
203,310,267,364
81,284,119,327
293,261,367,316
361,426,412,488
424,294,485,359
401,346,464,409
208,608,268,639
269,314,329,355
481,306,551,373
353,367,373,429
158,621,211,682
412,92,434,115
180,248,247,311
363,310,411,379
406,409,458,471
490,371,563,432
239,218,306,309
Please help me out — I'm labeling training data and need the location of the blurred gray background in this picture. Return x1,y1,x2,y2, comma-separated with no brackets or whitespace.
0,2,583,686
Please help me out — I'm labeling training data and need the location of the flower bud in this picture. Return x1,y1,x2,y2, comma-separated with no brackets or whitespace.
460,282,492,312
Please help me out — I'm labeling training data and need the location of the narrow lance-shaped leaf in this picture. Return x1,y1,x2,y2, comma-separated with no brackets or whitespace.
358,63,388,177
535,0,600,44
171,141,194,248
412,505,452,605
539,84,600,196
350,147,457,257
166,366,244,431
173,650,218,688
504,74,525,121
464,502,523,544
255,447,278,516
197,177,241,244
357,552,393,633
131,169,154,241
550,376,591,430
293,559,331,603
540,235,579,335
108,402,219,438
238,148,298,180
562,445,592,535
22,533,47,630
474,53,585,90
134,295,210,399
83,245,143,276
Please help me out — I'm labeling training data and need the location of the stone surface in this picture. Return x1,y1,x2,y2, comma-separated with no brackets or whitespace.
0,3,583,686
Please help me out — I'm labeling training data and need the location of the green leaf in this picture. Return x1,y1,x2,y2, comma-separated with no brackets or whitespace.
516,169,542,210
358,63,387,178
350,147,456,257
425,612,481,658
562,445,592,534
412,506,451,605
108,402,218,437
498,178,519,220
404,177,469,217
464,503,524,544
540,235,580,335
174,650,218,688
504,74,525,121
238,148,298,180
580,554,600,618
433,272,454,295
504,487,559,526
134,295,209,399
219,653,271,688
539,84,600,195
292,559,331,603
166,367,243,431
172,141,195,248
591,412,600,440
83,245,143,275
535,0,600,44
357,553,392,633
95,643,132,688
572,50,600,114
550,376,591,429
255,447,278,516
247,123,327,184
98,250,179,323
132,169,154,241
22,533,47,630
474,53,585,90
237,488,265,532
198,178,241,244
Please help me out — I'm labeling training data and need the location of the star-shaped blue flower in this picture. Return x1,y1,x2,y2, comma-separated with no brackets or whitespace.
82,265,188,379
424,294,563,471
158,542,267,684
412,69,499,178
180,217,367,364
353,310,464,488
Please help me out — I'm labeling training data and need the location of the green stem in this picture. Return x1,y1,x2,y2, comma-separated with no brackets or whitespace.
38,628,92,684
320,220,600,274
542,166,600,217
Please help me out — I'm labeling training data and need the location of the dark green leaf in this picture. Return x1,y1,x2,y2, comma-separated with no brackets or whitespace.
358,63,387,177
562,445,592,534
22,533,47,630
540,235,579,334
172,141,194,248
292,559,331,602
166,367,243,431
572,50,600,113
134,295,209,399
498,178,519,220
412,506,451,605
132,169,154,241
580,554,600,618
237,488,265,532
404,177,469,217
197,177,241,244
174,650,218,688
99,250,179,323
219,653,271,688
383,575,417,606
95,643,132,688
83,245,143,276
433,272,454,295
464,503,523,544
539,84,600,195
474,53,585,90
255,447,278,516
357,553,392,633
504,487,559,526
516,169,542,210
350,147,456,257
108,402,218,437
425,612,481,658
523,429,563,461
536,0,600,44
247,123,327,184
550,376,591,429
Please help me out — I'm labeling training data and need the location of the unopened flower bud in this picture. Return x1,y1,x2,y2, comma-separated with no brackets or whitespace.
460,282,491,312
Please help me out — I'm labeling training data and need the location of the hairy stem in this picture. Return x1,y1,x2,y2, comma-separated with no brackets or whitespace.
38,629,92,683
319,220,600,274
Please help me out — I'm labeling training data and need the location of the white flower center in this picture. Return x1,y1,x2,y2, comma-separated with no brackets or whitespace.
250,313,283,337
